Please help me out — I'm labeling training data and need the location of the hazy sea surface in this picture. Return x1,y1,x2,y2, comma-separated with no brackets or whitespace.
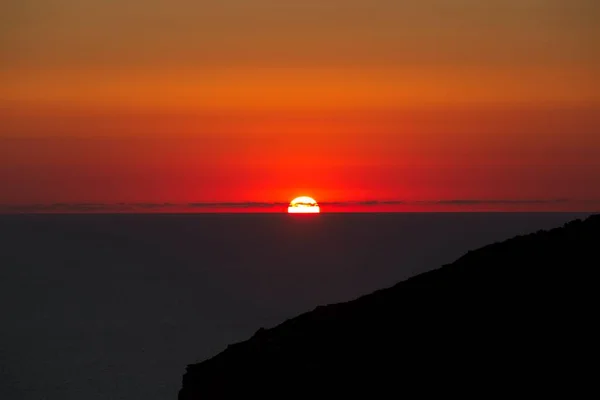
0,212,591,399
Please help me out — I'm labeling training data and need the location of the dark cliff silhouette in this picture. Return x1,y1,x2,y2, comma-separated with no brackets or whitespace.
179,215,598,398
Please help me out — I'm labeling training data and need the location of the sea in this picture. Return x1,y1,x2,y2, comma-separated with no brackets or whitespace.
0,212,592,399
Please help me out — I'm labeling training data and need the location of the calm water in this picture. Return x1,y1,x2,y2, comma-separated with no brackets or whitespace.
0,212,591,399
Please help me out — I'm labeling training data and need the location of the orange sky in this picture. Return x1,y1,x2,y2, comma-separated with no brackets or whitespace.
1,1,599,211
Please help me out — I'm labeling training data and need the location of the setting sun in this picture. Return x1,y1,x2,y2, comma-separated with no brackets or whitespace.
288,196,320,213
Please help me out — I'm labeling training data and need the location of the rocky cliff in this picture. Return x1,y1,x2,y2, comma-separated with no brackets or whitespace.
179,215,598,398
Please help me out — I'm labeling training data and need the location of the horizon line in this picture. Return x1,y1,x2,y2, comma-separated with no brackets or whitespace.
1,198,599,214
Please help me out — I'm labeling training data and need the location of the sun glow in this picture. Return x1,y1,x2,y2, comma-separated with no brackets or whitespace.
288,196,320,213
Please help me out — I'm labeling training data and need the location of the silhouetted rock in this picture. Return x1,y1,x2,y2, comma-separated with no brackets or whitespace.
179,215,599,398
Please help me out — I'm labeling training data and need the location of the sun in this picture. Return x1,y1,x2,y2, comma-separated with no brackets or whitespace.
288,196,320,213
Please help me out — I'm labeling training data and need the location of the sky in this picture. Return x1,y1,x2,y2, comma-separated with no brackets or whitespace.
1,0,599,212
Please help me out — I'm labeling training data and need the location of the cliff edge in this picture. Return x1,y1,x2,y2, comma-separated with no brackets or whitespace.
179,215,598,398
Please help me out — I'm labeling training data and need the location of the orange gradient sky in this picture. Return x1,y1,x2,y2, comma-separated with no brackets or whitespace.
1,0,599,212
